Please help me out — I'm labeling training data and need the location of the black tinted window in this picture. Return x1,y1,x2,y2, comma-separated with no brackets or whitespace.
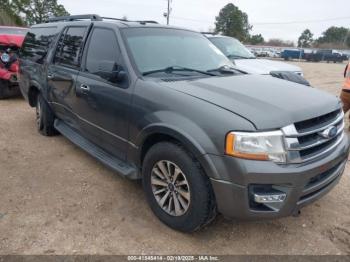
54,27,86,68
21,27,57,64
85,28,119,77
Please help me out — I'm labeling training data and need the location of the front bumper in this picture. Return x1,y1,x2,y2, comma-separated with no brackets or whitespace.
209,134,350,220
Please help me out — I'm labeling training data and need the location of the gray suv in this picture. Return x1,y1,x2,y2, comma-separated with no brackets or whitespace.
19,15,350,232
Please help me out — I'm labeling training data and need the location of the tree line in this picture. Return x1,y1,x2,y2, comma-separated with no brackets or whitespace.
215,3,350,48
0,0,69,26
1,1,349,49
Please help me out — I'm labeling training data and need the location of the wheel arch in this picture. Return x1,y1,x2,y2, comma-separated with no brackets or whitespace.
28,81,42,107
132,124,220,180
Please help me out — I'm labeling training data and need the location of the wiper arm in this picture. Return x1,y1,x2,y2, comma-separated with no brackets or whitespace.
142,66,216,76
227,54,253,59
207,65,244,75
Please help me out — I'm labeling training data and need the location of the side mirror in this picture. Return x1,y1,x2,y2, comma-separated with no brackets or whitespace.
97,61,127,84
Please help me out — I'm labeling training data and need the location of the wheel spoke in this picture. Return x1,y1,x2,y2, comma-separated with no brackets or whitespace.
173,192,182,215
177,193,188,209
159,191,170,207
153,168,166,180
151,177,168,187
173,167,181,182
167,196,173,212
157,162,171,181
177,188,190,201
166,161,173,177
176,180,187,186
154,188,167,195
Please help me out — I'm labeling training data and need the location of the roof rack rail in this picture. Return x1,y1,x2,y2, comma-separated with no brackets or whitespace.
46,14,159,25
101,17,158,25
47,14,102,23
201,32,217,35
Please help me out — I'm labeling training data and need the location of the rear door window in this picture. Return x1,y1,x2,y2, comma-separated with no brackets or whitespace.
21,27,57,64
53,27,87,69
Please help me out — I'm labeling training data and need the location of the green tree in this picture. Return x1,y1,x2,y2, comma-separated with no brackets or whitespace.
316,26,350,48
298,29,313,48
215,3,252,42
12,0,70,25
249,34,264,45
0,0,24,25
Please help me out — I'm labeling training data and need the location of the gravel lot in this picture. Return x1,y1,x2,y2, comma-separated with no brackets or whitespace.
0,61,349,255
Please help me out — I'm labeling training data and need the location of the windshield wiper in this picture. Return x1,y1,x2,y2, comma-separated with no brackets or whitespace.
207,65,244,75
142,66,216,76
227,54,255,59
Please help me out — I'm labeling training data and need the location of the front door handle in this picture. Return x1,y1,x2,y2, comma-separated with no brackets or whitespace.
80,84,90,91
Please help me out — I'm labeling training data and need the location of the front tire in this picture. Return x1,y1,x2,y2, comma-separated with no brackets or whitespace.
142,142,216,232
36,93,57,136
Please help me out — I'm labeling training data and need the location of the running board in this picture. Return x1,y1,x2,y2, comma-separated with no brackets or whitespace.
54,119,139,179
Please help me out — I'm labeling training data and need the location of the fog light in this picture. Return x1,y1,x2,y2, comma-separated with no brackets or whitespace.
254,193,286,203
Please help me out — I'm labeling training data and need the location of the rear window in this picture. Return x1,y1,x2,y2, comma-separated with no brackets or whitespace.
20,27,58,64
0,27,27,35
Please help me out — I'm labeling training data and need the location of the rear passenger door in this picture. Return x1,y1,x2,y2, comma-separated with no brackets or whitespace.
47,26,88,128
74,27,131,161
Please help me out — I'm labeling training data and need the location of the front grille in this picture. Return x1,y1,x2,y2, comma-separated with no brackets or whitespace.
294,110,340,133
282,109,344,163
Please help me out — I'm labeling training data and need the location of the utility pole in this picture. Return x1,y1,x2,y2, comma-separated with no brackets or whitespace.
164,0,172,25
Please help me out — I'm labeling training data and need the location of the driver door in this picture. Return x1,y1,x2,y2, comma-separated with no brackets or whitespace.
73,26,131,161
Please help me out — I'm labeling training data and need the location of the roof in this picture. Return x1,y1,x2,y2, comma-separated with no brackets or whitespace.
29,14,200,33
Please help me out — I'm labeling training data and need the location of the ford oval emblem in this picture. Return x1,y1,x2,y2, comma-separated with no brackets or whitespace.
319,126,337,139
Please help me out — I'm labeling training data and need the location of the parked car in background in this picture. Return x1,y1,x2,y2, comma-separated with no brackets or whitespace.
257,49,269,57
205,35,310,86
305,49,348,63
281,49,304,61
0,26,27,99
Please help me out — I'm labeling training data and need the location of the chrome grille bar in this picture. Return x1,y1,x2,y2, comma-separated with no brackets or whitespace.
281,109,345,164
282,110,344,137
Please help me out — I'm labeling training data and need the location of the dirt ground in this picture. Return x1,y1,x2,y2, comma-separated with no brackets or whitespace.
0,61,350,255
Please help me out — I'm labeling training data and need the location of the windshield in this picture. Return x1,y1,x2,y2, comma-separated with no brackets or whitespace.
0,27,27,35
122,28,233,76
209,37,255,59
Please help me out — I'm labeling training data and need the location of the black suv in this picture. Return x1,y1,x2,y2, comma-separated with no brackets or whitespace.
19,15,350,232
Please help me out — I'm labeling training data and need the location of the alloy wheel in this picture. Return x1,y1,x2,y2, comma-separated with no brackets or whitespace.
151,160,191,216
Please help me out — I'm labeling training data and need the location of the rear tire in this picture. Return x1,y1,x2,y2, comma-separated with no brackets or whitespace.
36,93,57,136
142,142,217,232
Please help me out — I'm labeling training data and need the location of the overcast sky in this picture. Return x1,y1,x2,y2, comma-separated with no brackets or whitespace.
58,0,350,42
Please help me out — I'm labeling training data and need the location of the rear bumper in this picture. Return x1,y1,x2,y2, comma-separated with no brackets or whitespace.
209,134,350,220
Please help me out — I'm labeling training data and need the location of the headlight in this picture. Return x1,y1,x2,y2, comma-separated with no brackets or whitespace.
1,53,10,63
225,131,286,163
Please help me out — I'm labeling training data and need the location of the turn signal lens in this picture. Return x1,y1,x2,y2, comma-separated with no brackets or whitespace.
225,131,286,163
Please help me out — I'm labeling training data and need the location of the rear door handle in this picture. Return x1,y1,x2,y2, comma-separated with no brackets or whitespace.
47,73,55,80
80,84,90,91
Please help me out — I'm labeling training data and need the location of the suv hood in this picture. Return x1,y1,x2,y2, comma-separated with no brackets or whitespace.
234,58,302,75
162,75,340,130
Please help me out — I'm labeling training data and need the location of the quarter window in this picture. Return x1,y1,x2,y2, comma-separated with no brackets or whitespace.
21,27,57,64
54,27,87,68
